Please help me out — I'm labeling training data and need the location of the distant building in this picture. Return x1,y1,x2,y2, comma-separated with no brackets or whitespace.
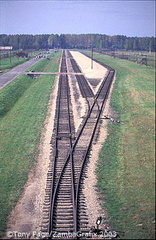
16,52,28,58
0,46,13,51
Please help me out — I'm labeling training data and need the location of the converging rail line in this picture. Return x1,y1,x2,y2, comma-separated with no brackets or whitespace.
41,50,115,239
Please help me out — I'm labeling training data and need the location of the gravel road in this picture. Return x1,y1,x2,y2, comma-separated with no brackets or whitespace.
0,58,41,89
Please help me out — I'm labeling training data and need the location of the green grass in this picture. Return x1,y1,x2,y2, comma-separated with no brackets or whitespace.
0,51,18,58
0,75,34,116
0,50,56,74
0,57,29,74
48,51,61,58
82,51,155,239
27,50,47,58
27,51,61,72
0,59,59,237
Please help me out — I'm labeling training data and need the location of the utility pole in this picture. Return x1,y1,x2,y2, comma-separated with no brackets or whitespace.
91,48,93,69
0,55,1,72
9,49,12,64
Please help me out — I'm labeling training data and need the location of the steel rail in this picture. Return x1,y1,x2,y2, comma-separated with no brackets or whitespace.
49,69,115,236
48,50,115,237
48,53,64,233
75,70,115,232
69,50,101,115
48,50,76,233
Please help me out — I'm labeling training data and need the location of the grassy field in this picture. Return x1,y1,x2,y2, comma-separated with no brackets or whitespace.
82,51,155,239
0,50,56,75
0,57,29,74
95,50,155,67
27,51,61,72
0,58,59,237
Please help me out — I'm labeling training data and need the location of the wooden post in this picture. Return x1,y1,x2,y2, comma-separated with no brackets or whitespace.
91,48,93,69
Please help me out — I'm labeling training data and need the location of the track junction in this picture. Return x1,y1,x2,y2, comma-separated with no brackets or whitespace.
41,50,115,239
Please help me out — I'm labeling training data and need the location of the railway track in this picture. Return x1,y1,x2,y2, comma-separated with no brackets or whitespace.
41,50,115,239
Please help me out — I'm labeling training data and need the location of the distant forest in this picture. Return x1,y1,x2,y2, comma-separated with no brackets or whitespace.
0,34,155,51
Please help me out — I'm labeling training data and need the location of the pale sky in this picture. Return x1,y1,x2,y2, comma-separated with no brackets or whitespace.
0,0,155,37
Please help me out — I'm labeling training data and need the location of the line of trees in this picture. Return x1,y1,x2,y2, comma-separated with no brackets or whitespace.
0,34,155,52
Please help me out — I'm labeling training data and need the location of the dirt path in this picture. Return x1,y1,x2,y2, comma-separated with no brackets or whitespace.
7,51,116,237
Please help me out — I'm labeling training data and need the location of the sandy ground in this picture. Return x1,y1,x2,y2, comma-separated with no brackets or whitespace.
70,51,108,95
6,51,116,237
70,51,108,79
66,56,87,132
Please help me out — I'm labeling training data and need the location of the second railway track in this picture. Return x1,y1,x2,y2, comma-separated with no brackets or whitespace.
41,50,115,239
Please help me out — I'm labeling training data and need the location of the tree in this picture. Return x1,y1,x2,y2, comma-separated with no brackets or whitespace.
0,34,155,52
133,37,139,50
60,34,66,49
